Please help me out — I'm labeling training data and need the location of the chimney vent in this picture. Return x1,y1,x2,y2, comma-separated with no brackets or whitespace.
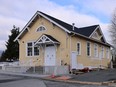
72,23,75,31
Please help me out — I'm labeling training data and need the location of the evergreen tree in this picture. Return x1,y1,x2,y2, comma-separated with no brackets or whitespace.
0,25,20,62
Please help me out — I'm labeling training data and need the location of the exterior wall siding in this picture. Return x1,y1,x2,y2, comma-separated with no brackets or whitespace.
19,17,70,66
19,16,111,68
71,36,111,68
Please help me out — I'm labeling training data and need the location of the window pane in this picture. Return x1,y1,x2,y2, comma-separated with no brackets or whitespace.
77,43,80,55
87,42,90,56
27,42,32,46
37,26,46,32
27,48,32,56
34,47,39,56
27,42,33,56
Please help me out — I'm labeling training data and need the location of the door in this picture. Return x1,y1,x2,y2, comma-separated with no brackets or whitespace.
44,45,56,66
71,52,77,69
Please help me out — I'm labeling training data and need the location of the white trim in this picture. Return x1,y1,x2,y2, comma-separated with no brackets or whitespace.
89,26,99,38
37,11,71,33
71,31,110,47
86,41,91,57
77,42,81,55
34,34,60,45
26,41,40,57
14,13,38,41
36,25,47,32
94,43,98,58
106,47,110,59
101,46,104,58
89,25,106,43
15,11,71,41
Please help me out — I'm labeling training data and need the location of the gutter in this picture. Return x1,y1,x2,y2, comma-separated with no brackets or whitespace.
70,31,111,47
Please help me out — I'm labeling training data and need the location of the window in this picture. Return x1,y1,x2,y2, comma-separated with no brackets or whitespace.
77,42,81,55
94,44,98,57
27,42,39,56
87,42,91,56
101,46,104,58
36,26,46,32
27,42,33,56
106,48,110,59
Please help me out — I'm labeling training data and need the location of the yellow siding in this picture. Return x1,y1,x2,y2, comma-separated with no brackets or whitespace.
19,17,70,66
19,16,111,68
71,36,111,68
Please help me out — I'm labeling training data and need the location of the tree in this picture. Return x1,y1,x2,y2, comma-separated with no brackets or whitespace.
0,25,20,62
110,9,116,47
110,9,116,68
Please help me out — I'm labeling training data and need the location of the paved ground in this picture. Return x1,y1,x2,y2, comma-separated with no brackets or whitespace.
0,69,116,87
71,69,116,82
0,74,111,87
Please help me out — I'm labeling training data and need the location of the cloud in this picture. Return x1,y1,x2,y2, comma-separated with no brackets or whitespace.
0,0,113,50
0,15,26,50
74,0,116,17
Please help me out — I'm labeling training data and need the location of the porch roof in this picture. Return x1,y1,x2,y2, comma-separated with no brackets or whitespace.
34,34,60,45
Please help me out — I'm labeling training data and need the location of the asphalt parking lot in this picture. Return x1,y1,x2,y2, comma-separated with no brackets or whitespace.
71,69,116,82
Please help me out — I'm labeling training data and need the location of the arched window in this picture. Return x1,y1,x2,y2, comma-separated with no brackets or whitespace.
36,26,46,32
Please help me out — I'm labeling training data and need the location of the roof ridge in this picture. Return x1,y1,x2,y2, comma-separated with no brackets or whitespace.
79,24,99,29
38,11,79,31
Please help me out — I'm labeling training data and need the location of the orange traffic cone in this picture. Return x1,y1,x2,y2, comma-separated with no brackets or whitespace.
51,74,55,78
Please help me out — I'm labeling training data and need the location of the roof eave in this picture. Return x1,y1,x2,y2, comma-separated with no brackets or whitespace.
71,31,111,47
89,25,107,43
14,11,71,42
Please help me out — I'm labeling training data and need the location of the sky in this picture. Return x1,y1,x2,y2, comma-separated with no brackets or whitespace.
0,0,116,50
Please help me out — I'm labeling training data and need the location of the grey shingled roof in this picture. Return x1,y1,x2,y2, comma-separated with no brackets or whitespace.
39,11,98,37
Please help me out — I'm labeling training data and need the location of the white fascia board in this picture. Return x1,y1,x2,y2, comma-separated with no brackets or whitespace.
37,12,71,33
15,11,71,42
89,25,106,43
89,26,99,38
14,12,38,42
71,31,109,46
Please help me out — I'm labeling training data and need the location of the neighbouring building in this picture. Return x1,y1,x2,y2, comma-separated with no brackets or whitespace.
15,11,111,74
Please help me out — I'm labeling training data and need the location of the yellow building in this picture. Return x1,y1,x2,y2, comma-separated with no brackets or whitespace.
15,11,111,71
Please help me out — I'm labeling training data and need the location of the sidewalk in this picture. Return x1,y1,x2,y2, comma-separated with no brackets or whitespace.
0,69,116,86
0,70,49,78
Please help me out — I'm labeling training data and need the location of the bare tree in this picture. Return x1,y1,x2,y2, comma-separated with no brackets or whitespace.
110,9,116,47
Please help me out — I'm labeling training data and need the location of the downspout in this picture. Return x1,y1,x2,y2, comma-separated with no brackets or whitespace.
69,23,75,71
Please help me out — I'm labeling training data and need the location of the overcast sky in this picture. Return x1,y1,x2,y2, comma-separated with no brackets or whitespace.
0,0,116,50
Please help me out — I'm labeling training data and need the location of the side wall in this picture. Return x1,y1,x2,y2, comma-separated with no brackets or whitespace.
19,16,70,66
71,36,111,68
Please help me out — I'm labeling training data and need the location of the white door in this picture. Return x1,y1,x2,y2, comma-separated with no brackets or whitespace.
44,46,56,66
71,52,77,69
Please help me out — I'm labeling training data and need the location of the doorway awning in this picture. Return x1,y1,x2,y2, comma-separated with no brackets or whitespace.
34,34,60,45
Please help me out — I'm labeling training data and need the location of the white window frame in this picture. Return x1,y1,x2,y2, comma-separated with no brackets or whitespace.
94,43,98,58
26,42,33,57
77,42,81,55
26,41,39,57
106,48,110,59
101,46,104,58
86,42,91,56
36,25,46,32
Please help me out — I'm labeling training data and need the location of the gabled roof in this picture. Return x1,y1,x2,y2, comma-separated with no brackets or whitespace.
39,11,75,32
77,25,98,37
15,11,110,46
34,34,60,45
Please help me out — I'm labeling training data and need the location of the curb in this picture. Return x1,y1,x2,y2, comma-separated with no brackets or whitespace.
0,71,116,86
42,77,116,86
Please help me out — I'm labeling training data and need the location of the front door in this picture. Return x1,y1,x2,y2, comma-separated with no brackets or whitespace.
71,52,77,69
44,45,56,66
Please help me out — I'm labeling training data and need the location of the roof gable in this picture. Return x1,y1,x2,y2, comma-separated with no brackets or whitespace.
76,25,98,37
34,34,60,45
14,11,109,46
89,25,106,43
